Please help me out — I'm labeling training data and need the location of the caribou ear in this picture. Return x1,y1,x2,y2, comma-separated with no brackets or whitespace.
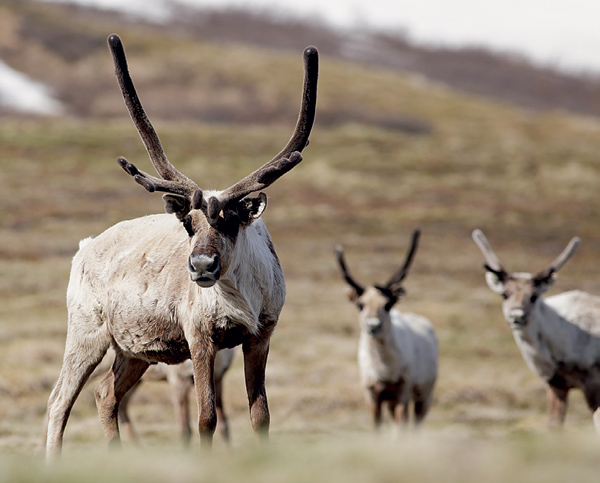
345,286,360,303
485,271,505,295
163,193,191,219
386,283,405,300
237,192,268,225
534,272,557,292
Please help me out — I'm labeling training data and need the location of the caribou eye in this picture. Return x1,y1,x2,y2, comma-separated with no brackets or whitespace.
530,294,538,303
501,292,509,300
182,215,195,237
356,302,364,311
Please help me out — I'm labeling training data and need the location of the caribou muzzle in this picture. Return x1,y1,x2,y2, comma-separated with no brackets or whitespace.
507,309,527,328
188,252,221,287
365,318,384,337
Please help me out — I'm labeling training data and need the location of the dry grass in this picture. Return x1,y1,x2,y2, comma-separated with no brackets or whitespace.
2,9,600,482
2,432,600,483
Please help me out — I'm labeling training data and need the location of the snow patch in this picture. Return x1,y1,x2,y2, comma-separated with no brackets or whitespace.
0,60,64,116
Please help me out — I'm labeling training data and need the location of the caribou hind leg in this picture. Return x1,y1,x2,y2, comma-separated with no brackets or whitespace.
94,350,149,447
414,397,431,425
164,365,194,447
413,385,434,425
581,379,600,432
214,370,230,444
394,402,410,427
46,328,111,459
117,379,143,443
371,395,383,429
547,382,569,428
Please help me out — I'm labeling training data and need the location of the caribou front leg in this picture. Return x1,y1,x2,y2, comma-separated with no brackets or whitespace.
189,336,217,449
243,321,276,439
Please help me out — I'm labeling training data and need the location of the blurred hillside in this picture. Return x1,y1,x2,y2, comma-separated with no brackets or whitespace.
1,0,600,122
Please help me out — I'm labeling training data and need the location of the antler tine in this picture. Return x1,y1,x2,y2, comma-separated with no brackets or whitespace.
384,229,421,289
108,34,198,196
206,46,319,220
117,157,197,196
472,229,508,276
535,236,580,281
334,245,365,296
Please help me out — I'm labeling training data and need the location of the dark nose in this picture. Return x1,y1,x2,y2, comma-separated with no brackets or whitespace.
508,309,527,328
365,318,383,336
188,252,221,287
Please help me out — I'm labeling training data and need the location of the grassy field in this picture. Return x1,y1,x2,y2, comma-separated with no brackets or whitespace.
2,10,600,481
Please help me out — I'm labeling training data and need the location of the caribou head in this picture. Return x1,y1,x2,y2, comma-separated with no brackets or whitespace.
108,34,318,287
334,230,421,337
472,229,580,329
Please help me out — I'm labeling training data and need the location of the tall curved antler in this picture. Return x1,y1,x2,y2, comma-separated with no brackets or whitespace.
108,34,199,197
383,229,421,291
534,237,580,283
205,46,319,221
472,229,509,280
334,245,365,296
109,34,319,224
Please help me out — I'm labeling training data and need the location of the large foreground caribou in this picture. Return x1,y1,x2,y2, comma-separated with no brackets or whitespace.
45,34,318,458
472,229,600,431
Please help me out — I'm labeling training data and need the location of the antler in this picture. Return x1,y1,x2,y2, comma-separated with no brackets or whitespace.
108,34,199,197
383,229,421,290
534,237,580,282
334,245,365,296
204,46,319,221
472,229,509,279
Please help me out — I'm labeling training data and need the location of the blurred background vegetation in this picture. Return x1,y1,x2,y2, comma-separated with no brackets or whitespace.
1,0,600,480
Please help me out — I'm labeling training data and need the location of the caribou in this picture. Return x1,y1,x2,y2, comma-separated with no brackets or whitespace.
334,230,438,429
45,34,318,458
472,229,600,430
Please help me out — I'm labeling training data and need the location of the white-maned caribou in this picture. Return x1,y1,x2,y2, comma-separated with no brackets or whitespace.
472,229,600,431
334,230,438,430
45,34,318,458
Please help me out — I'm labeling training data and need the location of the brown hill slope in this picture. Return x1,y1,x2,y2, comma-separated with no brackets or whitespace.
2,0,600,121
